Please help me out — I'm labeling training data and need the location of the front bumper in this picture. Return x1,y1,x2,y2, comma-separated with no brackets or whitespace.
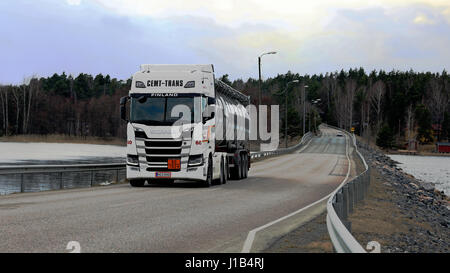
127,164,206,181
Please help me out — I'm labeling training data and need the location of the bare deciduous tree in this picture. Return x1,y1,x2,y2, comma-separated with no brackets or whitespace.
0,86,9,135
427,78,447,140
370,80,385,135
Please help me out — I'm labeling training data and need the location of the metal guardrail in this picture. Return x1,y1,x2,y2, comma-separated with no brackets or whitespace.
250,132,313,159
0,163,126,194
324,124,375,253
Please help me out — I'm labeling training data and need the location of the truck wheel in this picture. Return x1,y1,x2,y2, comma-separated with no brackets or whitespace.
130,179,145,187
240,154,246,179
230,157,241,180
212,157,223,186
243,155,248,179
204,156,212,187
222,158,228,184
217,158,225,185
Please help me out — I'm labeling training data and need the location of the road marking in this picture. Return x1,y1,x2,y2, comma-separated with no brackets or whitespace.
322,142,330,153
241,129,351,253
295,137,314,154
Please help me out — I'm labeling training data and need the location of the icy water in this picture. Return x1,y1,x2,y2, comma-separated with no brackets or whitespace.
388,154,450,196
0,142,126,195
0,142,126,165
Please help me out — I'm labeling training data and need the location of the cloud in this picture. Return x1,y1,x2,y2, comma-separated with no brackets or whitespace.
1,0,449,84
414,14,435,24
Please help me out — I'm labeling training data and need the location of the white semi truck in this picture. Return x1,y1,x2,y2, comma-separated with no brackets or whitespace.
120,64,251,187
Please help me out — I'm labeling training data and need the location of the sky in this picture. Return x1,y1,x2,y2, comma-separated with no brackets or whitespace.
1,0,449,84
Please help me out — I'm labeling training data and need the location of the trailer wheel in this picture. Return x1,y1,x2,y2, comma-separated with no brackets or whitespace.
130,179,145,187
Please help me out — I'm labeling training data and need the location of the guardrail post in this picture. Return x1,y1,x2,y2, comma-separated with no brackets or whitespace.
90,170,94,187
59,172,63,189
357,177,361,201
342,185,349,220
116,169,119,183
336,192,343,218
356,177,361,203
20,173,24,193
333,201,341,219
364,172,369,195
348,181,354,213
359,177,365,200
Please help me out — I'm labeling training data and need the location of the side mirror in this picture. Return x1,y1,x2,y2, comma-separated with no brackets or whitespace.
120,96,129,121
202,106,215,124
208,97,216,105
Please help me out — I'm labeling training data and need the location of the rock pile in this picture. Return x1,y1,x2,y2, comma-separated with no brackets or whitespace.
357,143,449,252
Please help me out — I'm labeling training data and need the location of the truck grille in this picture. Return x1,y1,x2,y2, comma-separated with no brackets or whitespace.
145,140,182,147
144,138,183,172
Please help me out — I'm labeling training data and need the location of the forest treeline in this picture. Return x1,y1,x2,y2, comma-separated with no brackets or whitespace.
0,73,130,139
0,68,449,147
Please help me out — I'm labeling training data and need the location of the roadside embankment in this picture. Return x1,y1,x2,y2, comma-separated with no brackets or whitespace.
264,135,449,253
349,143,450,253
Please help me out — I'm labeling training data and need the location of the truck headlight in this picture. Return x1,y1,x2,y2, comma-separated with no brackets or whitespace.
182,127,194,139
127,154,139,166
188,154,203,166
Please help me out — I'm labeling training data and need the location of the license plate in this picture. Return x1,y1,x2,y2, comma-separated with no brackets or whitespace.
155,172,171,178
168,159,181,170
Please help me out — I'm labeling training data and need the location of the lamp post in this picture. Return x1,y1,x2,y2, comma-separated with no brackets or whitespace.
283,80,299,148
311,99,321,133
303,85,309,135
258,51,277,106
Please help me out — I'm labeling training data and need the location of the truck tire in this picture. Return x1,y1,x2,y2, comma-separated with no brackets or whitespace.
230,156,242,180
204,156,213,187
213,157,223,186
130,179,145,187
243,154,248,178
240,155,245,179
222,158,228,184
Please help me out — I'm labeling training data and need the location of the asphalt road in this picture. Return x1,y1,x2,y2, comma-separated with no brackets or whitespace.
0,127,350,253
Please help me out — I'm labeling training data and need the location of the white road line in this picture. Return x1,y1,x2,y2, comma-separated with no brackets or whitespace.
323,140,330,153
296,137,314,154
241,129,351,253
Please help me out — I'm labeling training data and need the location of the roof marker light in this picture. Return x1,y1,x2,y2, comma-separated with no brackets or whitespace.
135,81,145,88
184,81,195,88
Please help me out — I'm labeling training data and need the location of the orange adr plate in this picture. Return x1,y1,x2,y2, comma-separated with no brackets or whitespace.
168,159,181,170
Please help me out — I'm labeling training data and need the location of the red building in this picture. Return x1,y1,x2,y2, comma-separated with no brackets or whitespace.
436,142,450,153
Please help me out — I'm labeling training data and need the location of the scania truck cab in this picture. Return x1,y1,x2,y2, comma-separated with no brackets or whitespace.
120,64,250,187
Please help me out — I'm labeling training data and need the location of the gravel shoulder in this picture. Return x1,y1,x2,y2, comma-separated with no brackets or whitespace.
350,143,450,253
263,211,333,253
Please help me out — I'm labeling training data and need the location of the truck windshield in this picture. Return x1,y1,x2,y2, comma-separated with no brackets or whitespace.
130,95,200,125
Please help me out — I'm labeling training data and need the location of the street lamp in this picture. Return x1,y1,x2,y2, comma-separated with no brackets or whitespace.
258,51,277,106
282,80,299,148
303,85,309,135
310,99,321,133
